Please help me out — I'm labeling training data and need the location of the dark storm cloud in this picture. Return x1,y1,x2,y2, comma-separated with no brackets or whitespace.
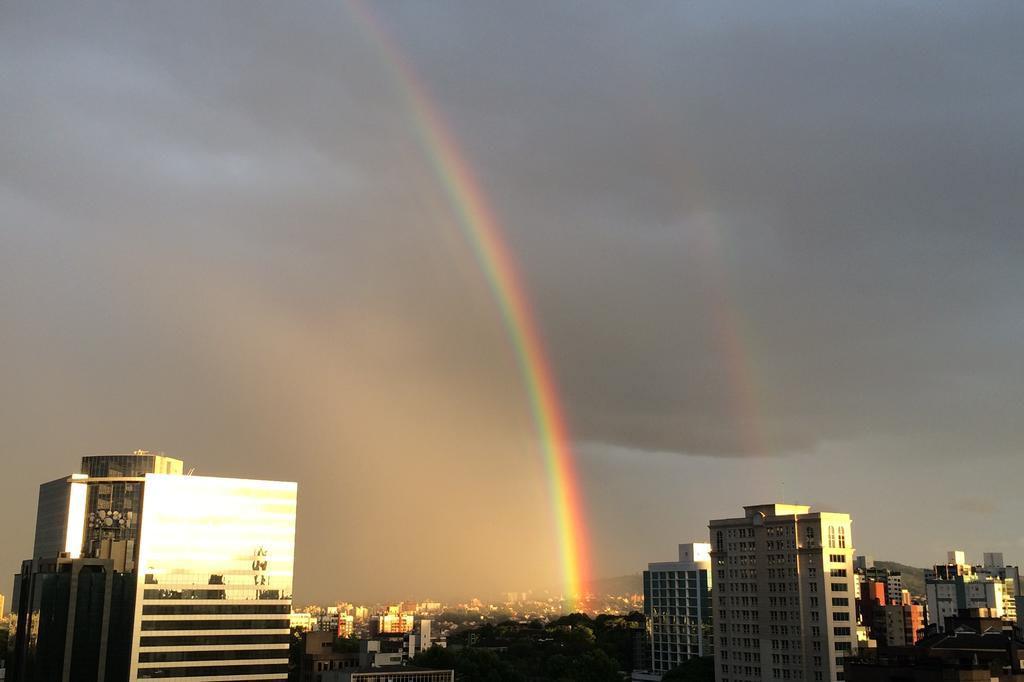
2,1,1024,598
380,1,1024,456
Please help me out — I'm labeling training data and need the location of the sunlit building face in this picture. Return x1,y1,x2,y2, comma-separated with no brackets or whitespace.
130,474,297,680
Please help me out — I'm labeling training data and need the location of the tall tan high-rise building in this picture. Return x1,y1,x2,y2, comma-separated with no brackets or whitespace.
709,504,857,682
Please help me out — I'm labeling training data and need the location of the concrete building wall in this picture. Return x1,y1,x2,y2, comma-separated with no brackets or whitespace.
710,504,857,682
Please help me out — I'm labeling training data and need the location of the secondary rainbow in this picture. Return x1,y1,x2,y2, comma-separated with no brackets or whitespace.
348,1,592,604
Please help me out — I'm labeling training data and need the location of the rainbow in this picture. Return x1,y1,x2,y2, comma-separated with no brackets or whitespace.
348,1,592,606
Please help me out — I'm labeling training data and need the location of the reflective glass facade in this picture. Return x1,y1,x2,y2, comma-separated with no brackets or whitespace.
78,454,184,569
13,454,295,682
32,477,73,559
644,568,713,672
80,454,184,478
130,474,297,681
9,557,136,682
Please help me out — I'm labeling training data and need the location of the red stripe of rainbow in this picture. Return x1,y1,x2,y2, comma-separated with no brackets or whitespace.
348,1,592,606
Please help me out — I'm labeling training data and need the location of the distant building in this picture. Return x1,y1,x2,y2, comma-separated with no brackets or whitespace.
855,568,923,647
873,603,925,647
856,564,904,606
978,554,1023,599
293,611,317,630
417,601,442,614
338,613,356,638
984,553,1006,569
10,452,297,682
710,503,858,682
371,613,415,635
297,630,361,682
315,607,356,637
846,608,1024,681
360,619,442,667
925,551,1018,632
642,542,713,675
405,619,435,657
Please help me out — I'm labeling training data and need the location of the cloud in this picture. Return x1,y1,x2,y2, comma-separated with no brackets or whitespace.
2,1,1023,599
953,498,999,515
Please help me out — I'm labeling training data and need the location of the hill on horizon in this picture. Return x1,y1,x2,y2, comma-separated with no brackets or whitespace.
587,573,643,596
871,561,927,596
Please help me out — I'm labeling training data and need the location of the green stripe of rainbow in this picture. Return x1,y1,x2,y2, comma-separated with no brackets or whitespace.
349,1,592,606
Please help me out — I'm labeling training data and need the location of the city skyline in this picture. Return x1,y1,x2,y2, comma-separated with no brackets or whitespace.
4,1,1024,607
8,451,1024,682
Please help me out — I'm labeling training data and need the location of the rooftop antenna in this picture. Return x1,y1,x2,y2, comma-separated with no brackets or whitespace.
186,468,195,476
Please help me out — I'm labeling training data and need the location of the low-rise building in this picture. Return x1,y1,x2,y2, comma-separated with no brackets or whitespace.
371,613,415,636
293,611,316,630
297,630,361,682
846,609,1024,681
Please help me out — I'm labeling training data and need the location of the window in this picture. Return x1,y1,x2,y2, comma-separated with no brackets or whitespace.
831,598,848,607
838,527,846,549
830,583,848,592
828,526,835,549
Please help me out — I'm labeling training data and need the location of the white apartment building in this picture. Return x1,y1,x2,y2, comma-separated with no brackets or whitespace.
643,542,713,674
710,504,858,682
924,550,1018,632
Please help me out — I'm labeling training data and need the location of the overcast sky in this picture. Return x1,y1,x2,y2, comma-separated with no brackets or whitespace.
2,1,1024,604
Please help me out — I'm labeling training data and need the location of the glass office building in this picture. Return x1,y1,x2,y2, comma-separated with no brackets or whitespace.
11,453,297,682
130,474,296,680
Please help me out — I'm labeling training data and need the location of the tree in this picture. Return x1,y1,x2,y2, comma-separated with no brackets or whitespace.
660,657,715,682
415,645,523,682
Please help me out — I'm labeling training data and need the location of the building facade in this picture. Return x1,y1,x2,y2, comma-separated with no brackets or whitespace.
853,559,904,608
709,504,858,682
10,452,297,682
925,551,1018,632
643,542,713,675
877,603,925,647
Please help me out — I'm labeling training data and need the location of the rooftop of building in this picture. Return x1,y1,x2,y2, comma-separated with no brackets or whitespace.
79,451,185,477
923,630,1021,651
647,542,712,571
743,503,812,517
